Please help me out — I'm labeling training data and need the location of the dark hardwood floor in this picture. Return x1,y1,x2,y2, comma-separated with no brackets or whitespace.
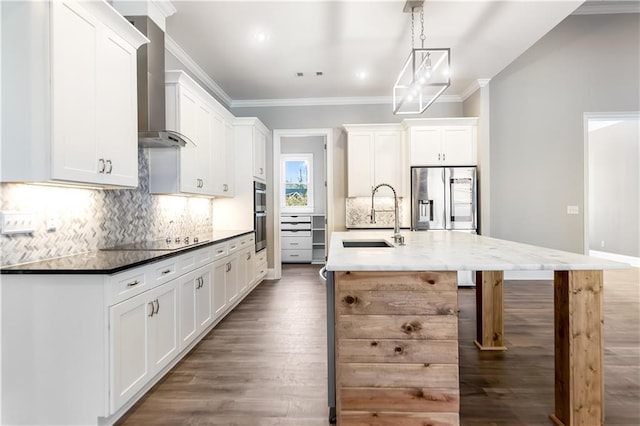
117,265,639,425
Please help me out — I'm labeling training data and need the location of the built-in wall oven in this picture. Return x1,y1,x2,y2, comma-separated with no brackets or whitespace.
254,181,267,252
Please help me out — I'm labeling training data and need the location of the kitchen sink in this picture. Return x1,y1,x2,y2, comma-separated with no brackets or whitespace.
342,239,394,248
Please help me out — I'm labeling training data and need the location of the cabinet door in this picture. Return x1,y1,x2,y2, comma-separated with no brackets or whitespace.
195,102,213,194
97,26,139,187
178,88,201,194
347,132,373,196
442,126,475,165
373,131,402,197
212,258,228,317
110,291,152,412
211,112,227,196
148,280,179,374
225,255,239,305
178,271,197,349
237,249,252,295
196,266,213,331
51,1,100,184
224,120,235,196
253,127,266,180
410,127,442,166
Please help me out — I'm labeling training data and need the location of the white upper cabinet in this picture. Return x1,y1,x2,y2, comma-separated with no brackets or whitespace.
1,1,148,187
149,71,234,197
345,124,405,198
405,118,478,166
253,125,267,181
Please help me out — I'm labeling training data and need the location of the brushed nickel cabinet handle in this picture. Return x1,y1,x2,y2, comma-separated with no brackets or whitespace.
161,269,171,275
154,299,159,315
148,301,155,317
126,280,140,287
105,159,113,174
247,253,251,260
98,158,106,173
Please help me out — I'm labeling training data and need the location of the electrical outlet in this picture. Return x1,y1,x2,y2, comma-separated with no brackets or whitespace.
46,214,57,231
567,205,579,215
1,211,36,235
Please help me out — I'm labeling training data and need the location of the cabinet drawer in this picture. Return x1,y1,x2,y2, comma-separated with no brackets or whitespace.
255,249,267,265
150,257,178,285
108,268,148,305
281,236,312,250
177,246,212,273
228,238,241,254
238,235,254,251
282,249,312,263
212,242,228,260
281,222,311,231
281,215,311,223
281,230,311,237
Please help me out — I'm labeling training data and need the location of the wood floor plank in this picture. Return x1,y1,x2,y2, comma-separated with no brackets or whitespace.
117,265,639,426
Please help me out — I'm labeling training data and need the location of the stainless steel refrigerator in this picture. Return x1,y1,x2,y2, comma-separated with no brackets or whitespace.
411,166,477,231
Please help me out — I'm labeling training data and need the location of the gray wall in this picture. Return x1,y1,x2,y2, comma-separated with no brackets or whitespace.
589,119,640,257
281,136,326,215
489,13,640,252
463,89,481,117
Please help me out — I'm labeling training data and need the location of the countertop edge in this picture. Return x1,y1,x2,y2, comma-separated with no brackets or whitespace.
1,230,254,275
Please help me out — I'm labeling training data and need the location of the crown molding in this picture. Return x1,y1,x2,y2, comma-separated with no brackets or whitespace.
164,35,233,107
111,0,176,31
572,1,640,15
461,79,491,101
231,94,461,108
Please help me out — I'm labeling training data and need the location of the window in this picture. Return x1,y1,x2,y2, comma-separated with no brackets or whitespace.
281,154,313,213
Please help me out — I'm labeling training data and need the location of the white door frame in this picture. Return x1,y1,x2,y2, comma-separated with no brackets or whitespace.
272,128,334,279
583,111,640,255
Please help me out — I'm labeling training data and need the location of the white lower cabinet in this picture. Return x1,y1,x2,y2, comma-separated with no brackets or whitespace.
237,248,255,295
179,265,213,350
110,279,179,413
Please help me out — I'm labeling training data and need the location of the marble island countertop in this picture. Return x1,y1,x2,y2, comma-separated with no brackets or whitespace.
326,230,629,272
1,229,254,275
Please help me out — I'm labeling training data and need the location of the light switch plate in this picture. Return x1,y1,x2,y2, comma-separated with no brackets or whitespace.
1,211,36,235
567,205,579,215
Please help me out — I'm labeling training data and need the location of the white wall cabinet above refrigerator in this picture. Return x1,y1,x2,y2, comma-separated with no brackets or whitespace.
404,118,478,166
1,0,148,188
149,71,234,197
344,124,405,198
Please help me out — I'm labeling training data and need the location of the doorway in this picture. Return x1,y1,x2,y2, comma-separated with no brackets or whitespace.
584,112,640,266
272,129,334,279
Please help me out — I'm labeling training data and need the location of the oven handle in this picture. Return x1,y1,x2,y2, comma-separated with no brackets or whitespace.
255,212,267,217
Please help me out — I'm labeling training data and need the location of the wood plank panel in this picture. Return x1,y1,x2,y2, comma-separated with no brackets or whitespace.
337,289,457,315
340,411,459,426
341,387,459,412
474,270,506,350
338,363,459,388
335,271,457,292
552,270,604,426
338,314,457,340
339,339,458,364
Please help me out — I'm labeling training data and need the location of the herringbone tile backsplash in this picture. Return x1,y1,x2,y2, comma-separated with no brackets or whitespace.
0,149,213,266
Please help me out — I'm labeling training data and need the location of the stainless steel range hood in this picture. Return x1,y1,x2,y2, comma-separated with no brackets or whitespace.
128,16,190,148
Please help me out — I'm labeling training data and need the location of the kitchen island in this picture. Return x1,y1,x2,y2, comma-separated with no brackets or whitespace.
325,230,627,426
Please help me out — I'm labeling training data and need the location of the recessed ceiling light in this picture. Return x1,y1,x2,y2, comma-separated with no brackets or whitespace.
253,30,269,43
356,71,368,80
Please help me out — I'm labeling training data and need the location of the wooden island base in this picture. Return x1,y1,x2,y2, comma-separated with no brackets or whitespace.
334,270,460,425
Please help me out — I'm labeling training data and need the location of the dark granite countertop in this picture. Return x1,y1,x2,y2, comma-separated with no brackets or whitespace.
1,229,254,275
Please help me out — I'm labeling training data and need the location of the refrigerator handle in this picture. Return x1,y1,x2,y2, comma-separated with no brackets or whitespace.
429,200,434,221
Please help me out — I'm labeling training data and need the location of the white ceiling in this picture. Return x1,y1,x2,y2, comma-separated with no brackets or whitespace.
162,0,616,106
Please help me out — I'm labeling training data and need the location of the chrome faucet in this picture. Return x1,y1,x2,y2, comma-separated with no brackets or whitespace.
370,183,405,246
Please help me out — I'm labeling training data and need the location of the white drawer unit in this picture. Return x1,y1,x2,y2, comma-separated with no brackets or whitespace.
281,215,314,263
281,236,313,250
282,249,312,263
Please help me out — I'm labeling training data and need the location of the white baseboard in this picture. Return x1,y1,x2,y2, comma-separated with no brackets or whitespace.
266,268,276,280
589,250,640,267
504,270,554,280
